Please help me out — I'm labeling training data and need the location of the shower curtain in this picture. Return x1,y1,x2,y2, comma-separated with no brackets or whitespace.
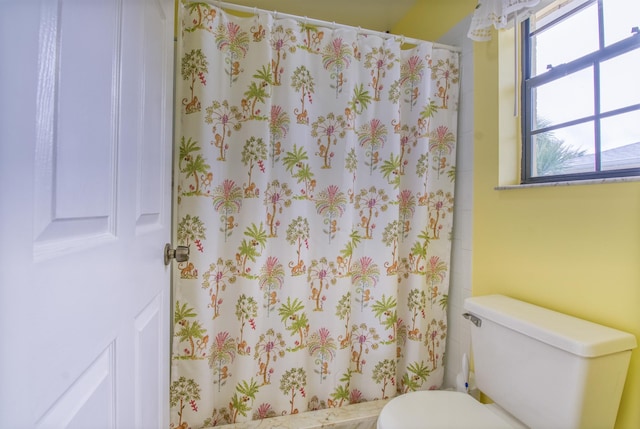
171,2,460,427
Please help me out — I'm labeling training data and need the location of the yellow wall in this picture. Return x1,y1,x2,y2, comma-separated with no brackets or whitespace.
394,2,640,429
393,0,476,42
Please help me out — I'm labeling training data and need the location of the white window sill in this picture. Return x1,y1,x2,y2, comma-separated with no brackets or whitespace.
495,176,640,190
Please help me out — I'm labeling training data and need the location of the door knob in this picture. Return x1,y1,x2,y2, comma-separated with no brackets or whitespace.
164,244,189,266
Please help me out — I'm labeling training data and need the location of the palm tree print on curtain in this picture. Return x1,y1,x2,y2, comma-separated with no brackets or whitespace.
172,2,460,428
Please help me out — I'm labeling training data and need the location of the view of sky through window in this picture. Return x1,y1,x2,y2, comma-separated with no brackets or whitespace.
527,0,640,177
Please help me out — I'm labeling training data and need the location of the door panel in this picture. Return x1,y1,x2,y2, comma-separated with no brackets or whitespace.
34,0,118,258
0,0,174,427
134,295,165,429
136,0,171,232
36,346,116,429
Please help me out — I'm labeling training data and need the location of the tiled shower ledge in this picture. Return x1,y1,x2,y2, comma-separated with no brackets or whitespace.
213,399,390,429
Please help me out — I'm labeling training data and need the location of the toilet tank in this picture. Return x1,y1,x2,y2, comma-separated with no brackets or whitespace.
464,295,637,429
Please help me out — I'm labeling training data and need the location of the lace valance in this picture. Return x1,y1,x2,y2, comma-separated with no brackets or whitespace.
467,0,541,41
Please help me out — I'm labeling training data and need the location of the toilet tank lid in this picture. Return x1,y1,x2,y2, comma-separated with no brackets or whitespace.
464,295,637,357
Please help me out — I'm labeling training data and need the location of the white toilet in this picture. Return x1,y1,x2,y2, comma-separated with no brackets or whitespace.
377,294,637,429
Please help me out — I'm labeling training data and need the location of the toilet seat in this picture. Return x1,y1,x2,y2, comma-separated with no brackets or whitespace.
377,390,517,429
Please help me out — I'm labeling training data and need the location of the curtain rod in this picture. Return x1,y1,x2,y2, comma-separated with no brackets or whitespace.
208,1,461,53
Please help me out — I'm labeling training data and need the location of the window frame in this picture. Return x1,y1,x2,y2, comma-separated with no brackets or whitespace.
520,0,640,184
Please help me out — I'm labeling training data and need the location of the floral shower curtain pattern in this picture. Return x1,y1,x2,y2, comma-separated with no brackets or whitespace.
171,2,460,427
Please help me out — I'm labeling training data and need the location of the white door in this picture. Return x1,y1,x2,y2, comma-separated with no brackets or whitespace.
0,0,174,427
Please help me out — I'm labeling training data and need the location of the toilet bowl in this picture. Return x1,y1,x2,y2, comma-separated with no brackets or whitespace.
376,390,525,429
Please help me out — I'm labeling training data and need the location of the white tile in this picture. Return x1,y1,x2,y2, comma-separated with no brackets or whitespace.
448,263,463,300
451,213,463,239
447,302,464,341
439,12,475,401
460,55,474,84
461,264,473,294
461,284,472,301
451,249,471,292
461,35,474,53
455,156,472,184
458,99,474,135
444,337,461,389
454,171,473,210
459,320,471,352
452,209,472,247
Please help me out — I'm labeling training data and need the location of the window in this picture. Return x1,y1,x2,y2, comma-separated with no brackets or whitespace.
521,0,640,183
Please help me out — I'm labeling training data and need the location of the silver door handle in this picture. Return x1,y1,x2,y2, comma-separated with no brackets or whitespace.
164,244,189,265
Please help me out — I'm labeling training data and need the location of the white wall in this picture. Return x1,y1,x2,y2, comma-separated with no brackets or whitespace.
438,15,474,391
